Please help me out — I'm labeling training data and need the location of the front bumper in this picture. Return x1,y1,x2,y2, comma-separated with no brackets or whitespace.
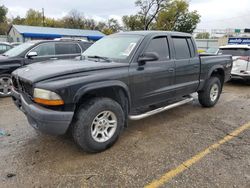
231,73,250,81
11,89,74,135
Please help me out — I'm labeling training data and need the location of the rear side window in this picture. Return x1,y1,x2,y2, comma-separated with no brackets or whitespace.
145,37,170,60
187,38,196,57
172,37,191,59
55,43,81,55
32,43,55,56
218,48,250,56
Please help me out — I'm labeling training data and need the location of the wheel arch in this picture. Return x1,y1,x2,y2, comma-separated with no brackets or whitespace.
208,66,225,86
73,81,131,114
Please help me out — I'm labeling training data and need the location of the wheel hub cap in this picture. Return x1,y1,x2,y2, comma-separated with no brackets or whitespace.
0,77,12,96
91,111,117,143
210,83,219,102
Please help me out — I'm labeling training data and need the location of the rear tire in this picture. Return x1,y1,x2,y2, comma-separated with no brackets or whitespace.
198,77,222,107
71,97,124,153
0,74,12,97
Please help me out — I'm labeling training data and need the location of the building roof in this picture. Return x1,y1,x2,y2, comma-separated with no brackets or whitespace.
10,25,105,40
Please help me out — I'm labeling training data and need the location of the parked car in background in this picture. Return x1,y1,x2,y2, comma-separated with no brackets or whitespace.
10,42,22,47
0,40,92,97
11,31,232,153
218,45,250,83
0,42,13,54
204,47,219,55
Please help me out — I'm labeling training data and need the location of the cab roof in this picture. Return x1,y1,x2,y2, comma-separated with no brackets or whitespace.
114,30,192,37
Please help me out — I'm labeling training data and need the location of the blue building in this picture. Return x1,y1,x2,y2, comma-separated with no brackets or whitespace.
8,25,105,42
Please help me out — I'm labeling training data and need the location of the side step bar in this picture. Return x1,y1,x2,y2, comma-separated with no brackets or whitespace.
129,97,194,120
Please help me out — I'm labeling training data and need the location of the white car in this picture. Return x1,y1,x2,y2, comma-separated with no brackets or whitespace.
218,45,250,82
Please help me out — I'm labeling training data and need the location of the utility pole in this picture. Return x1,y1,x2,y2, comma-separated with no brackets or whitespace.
42,8,45,26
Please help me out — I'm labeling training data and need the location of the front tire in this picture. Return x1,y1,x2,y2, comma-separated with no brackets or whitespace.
0,74,12,97
71,97,124,153
198,77,222,107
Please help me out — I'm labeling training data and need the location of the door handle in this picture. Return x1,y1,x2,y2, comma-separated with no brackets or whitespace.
50,57,58,60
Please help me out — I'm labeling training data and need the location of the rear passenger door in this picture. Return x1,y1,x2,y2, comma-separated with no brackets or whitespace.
171,37,200,96
55,42,82,60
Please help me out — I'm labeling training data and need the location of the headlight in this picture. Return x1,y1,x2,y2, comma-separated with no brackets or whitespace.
33,88,64,106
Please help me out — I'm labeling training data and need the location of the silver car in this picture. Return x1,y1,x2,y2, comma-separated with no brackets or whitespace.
218,45,250,83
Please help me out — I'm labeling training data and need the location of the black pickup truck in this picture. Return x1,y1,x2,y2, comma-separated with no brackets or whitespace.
11,31,232,152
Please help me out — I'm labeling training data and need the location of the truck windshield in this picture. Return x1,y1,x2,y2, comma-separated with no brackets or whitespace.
82,35,142,62
3,42,34,57
218,48,250,56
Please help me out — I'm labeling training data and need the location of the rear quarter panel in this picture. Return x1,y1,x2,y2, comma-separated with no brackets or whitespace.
198,54,232,90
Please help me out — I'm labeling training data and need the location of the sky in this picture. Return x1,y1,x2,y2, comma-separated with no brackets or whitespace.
1,0,250,30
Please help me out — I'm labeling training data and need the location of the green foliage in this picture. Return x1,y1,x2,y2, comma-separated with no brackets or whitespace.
12,16,26,25
0,5,8,23
134,0,168,30
122,15,144,30
4,8,121,35
61,9,85,29
123,0,201,33
0,5,8,34
196,32,210,39
156,0,200,33
24,9,43,26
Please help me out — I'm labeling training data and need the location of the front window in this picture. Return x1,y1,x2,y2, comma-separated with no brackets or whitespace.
32,43,55,56
218,48,250,56
3,42,34,57
82,35,143,62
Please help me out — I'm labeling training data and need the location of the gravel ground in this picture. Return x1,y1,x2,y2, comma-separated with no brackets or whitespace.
0,80,249,188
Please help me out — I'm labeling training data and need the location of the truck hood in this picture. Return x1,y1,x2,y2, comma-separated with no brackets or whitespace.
13,59,128,83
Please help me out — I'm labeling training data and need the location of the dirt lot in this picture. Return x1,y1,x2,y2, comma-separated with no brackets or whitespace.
0,81,250,188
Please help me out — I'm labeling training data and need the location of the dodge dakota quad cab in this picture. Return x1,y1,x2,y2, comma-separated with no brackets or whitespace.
11,31,232,153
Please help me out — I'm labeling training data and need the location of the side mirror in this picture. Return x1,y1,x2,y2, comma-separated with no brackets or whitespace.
138,52,159,65
27,51,37,59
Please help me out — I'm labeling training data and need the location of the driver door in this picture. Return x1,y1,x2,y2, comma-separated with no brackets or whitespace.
129,36,176,108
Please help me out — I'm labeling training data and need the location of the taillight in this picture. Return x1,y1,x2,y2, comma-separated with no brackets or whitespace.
238,56,250,61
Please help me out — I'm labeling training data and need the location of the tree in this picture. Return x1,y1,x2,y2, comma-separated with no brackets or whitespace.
122,15,144,30
0,5,8,23
196,32,210,39
45,18,64,28
156,0,200,33
106,18,121,33
62,9,85,29
0,5,8,34
84,18,98,30
12,16,26,25
135,0,169,30
24,9,43,26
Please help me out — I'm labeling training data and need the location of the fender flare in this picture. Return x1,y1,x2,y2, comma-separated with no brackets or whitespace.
73,80,131,106
207,65,225,80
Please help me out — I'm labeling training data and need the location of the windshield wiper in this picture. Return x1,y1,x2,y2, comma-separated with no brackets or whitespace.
87,55,112,62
